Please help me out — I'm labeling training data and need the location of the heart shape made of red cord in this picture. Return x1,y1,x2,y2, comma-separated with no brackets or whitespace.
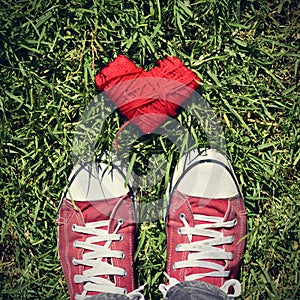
95,55,200,134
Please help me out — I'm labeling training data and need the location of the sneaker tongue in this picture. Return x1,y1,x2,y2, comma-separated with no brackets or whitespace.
187,197,229,287
72,198,123,296
189,197,229,217
75,198,121,223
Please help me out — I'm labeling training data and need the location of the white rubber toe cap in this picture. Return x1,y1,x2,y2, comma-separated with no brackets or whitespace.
172,149,241,199
66,162,129,201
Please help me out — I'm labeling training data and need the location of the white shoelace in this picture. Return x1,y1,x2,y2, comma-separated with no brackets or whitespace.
159,213,241,298
72,218,145,300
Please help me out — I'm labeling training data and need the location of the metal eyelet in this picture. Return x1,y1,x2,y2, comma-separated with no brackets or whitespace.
172,263,177,271
175,245,179,252
230,235,235,243
233,218,238,225
121,252,125,260
123,270,127,278
118,218,124,225
180,213,186,220
178,228,182,235
119,234,124,241
123,288,127,294
72,224,76,232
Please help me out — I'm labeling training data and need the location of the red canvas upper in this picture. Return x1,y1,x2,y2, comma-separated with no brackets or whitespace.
165,189,247,290
57,195,136,299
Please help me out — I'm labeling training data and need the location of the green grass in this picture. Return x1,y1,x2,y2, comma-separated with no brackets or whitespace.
0,0,299,299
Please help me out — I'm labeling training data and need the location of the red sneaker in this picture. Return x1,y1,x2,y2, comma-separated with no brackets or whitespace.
57,161,144,300
161,149,247,298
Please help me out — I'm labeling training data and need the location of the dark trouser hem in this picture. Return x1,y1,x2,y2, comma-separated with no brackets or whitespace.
165,280,230,300
86,280,231,300
88,293,129,300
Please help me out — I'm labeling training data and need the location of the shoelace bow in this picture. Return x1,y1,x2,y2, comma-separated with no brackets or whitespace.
72,218,145,300
159,213,241,298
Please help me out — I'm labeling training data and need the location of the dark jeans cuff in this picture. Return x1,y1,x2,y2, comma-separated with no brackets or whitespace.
165,280,230,300
88,293,129,300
